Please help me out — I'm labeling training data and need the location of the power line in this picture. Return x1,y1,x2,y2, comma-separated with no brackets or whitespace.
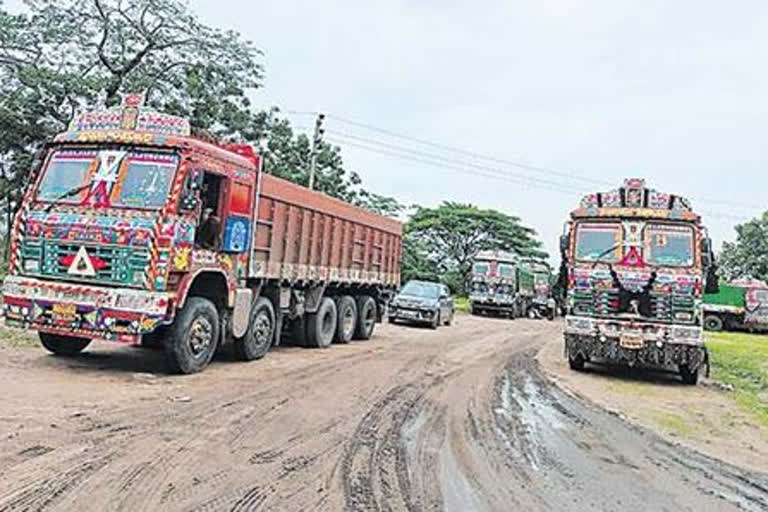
325,113,764,213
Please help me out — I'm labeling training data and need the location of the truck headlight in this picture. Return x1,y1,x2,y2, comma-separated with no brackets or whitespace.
23,259,39,273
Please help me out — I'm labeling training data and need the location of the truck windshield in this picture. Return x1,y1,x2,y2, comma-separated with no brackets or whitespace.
400,282,440,298
644,223,694,267
498,264,515,277
473,262,490,275
575,223,622,262
36,148,178,209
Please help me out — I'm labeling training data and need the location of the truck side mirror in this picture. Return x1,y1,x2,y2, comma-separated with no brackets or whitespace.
179,170,203,212
559,234,569,254
701,238,712,267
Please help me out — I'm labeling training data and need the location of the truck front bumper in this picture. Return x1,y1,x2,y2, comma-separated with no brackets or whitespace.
563,315,707,371
2,275,173,343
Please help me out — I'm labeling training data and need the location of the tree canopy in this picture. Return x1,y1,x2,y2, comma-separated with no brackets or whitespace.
403,202,547,293
719,212,768,283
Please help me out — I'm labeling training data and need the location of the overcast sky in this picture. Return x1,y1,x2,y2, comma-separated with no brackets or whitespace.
12,0,768,264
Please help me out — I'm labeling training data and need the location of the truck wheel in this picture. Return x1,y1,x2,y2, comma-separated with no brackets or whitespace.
234,297,275,361
39,332,91,356
307,297,337,348
679,364,699,385
354,295,376,340
703,315,724,332
335,295,357,344
165,297,219,374
568,353,586,371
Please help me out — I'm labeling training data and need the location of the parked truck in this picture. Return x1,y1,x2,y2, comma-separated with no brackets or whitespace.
525,261,555,319
469,250,534,317
1,95,402,374
560,178,716,384
702,279,768,332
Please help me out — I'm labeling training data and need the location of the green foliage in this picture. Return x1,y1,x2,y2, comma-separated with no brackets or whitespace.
453,296,471,314
707,331,768,426
719,211,768,283
403,202,546,294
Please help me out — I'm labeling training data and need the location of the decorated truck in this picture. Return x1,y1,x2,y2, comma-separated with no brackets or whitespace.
469,250,534,317
1,96,402,374
560,178,717,384
525,261,555,319
702,279,768,332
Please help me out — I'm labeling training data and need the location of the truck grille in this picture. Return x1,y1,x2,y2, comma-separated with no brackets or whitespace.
21,239,149,287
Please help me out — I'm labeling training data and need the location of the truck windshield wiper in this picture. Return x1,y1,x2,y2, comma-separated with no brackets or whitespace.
42,183,91,213
590,243,623,268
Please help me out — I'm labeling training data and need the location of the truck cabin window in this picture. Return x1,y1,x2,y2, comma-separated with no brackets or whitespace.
644,224,694,267
498,264,514,277
35,148,177,209
575,223,622,262
473,262,490,275
195,172,224,250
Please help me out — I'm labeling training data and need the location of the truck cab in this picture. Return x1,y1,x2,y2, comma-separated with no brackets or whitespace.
561,178,716,384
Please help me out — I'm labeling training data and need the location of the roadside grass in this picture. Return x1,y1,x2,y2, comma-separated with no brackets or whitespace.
0,324,38,348
454,296,470,314
706,331,768,426
654,411,696,437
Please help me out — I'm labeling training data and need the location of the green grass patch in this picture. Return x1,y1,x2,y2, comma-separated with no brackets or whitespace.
454,296,470,313
654,411,696,437
0,324,38,349
706,331,768,426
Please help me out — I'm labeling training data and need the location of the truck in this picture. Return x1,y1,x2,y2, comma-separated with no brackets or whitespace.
469,250,534,318
1,95,402,374
560,178,717,384
702,279,768,332
525,261,556,319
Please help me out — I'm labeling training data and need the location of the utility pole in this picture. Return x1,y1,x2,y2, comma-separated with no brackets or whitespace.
308,113,325,190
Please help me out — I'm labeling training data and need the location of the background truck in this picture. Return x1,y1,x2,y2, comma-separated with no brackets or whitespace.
702,279,768,332
469,250,534,317
525,261,555,319
560,178,717,384
2,95,402,374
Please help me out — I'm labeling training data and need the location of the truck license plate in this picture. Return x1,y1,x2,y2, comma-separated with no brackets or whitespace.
619,334,644,350
52,303,77,318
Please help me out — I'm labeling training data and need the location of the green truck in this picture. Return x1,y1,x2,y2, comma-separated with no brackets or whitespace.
702,279,768,332
469,250,534,317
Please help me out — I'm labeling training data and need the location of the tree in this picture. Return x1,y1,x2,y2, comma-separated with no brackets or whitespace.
719,211,768,282
404,202,546,294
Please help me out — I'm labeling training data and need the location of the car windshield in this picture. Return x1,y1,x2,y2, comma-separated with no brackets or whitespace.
400,281,439,298
644,223,694,267
36,148,178,209
575,223,622,262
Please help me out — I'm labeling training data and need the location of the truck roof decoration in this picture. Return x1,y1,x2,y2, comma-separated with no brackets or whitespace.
573,178,696,220
67,93,191,137
475,250,518,263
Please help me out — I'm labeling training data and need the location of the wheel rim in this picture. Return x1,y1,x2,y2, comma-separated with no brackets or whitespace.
342,307,355,335
189,316,214,356
253,310,272,347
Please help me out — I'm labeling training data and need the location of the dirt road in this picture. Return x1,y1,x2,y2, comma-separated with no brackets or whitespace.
0,317,767,511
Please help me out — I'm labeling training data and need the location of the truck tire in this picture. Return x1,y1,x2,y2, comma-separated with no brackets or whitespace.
234,297,275,361
568,353,586,371
703,315,724,332
291,317,309,347
354,295,377,340
307,297,337,348
679,363,699,385
165,297,219,374
335,295,357,344
39,332,91,356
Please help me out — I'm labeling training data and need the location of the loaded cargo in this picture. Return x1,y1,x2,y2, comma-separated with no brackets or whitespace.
2,95,402,374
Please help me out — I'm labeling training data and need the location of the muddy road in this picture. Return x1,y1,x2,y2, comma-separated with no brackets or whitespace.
0,317,767,511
